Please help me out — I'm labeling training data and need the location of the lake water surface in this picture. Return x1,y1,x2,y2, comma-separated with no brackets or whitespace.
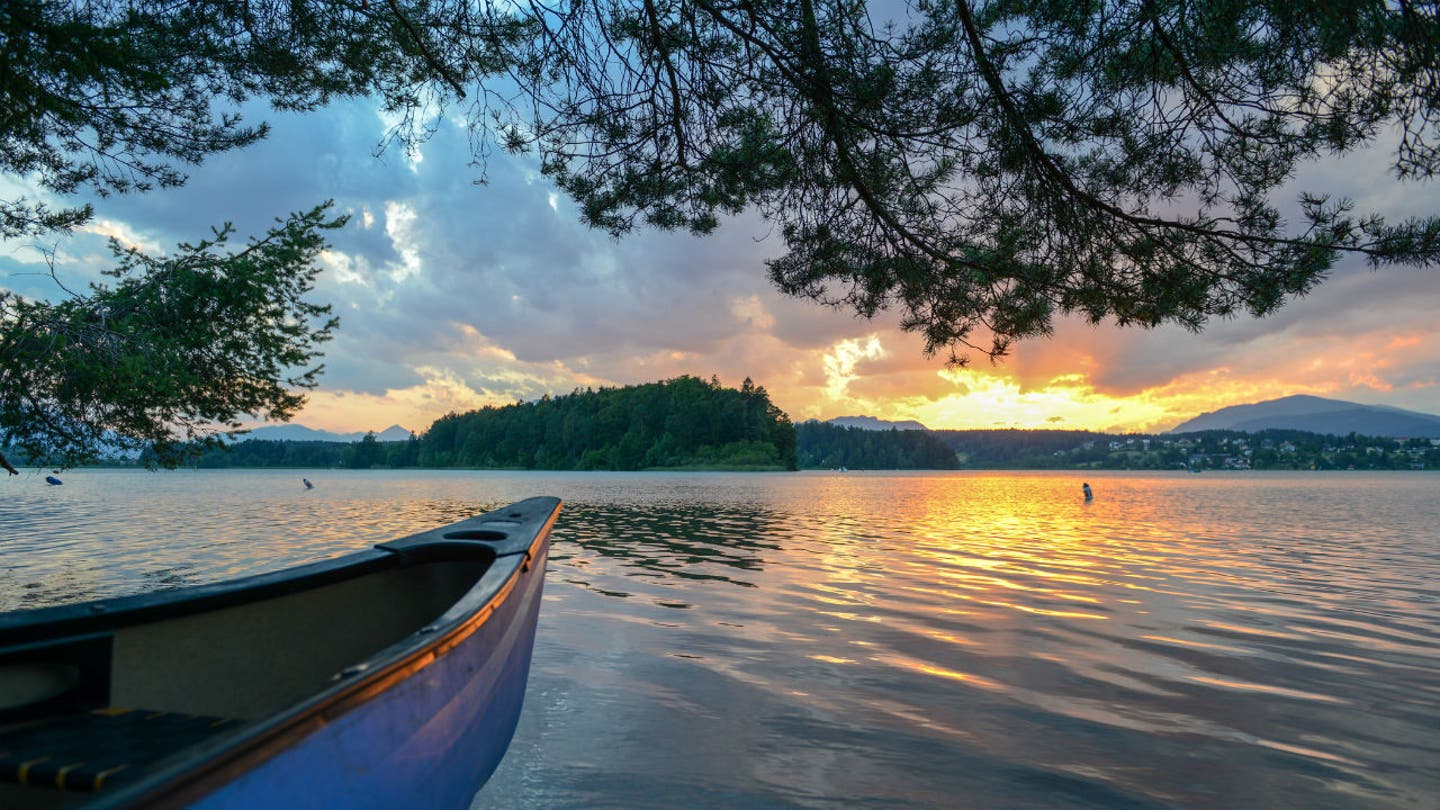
3,469,1438,808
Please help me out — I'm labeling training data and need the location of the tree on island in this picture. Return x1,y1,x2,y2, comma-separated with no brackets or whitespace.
3,0,1437,468
413,376,797,471
343,431,386,469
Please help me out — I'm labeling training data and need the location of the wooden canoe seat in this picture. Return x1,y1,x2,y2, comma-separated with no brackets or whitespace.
0,707,242,792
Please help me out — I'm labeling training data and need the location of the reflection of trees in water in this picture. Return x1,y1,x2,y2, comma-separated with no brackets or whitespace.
2,564,106,612
7,563,208,612
4,499,783,611
141,565,200,592
552,502,784,587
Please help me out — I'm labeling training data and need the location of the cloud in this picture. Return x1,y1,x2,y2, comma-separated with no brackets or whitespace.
822,335,887,399
8,95,1438,436
79,219,164,254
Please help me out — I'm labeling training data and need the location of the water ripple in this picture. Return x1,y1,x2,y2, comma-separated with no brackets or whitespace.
4,469,1438,808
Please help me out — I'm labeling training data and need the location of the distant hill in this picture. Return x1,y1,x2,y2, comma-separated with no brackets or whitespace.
241,424,413,443
826,415,929,431
1170,395,1440,438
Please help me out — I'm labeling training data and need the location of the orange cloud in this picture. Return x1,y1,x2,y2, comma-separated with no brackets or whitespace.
296,369,504,433
281,258,1440,435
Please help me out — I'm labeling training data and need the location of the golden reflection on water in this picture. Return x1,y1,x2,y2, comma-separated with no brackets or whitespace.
648,470,1440,807
873,653,1008,692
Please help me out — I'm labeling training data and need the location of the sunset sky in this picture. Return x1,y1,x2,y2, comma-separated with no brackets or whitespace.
3,99,1438,435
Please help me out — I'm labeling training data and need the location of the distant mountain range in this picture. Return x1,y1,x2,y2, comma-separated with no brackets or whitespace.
238,424,414,443
1169,395,1440,438
826,415,930,431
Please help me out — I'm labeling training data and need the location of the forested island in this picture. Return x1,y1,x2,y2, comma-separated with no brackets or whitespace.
174,376,798,471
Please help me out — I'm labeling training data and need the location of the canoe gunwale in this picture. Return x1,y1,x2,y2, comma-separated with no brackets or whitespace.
0,550,400,648
0,496,561,809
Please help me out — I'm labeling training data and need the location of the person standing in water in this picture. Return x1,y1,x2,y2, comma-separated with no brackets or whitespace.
1082,482,1093,501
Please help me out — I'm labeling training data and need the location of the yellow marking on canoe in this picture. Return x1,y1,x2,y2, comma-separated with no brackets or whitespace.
93,763,130,790
56,761,86,791
17,756,50,786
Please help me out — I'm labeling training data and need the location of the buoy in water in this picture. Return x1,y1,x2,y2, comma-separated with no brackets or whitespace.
45,476,63,486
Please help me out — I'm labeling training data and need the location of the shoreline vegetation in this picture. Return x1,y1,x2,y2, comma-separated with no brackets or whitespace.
11,377,1437,473
40,430,1440,474
170,376,803,473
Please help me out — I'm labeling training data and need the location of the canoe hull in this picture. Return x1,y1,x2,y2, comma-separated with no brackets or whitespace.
0,497,559,810
188,541,548,809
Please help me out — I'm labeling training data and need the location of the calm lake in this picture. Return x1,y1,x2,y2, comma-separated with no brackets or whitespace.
3,468,1438,808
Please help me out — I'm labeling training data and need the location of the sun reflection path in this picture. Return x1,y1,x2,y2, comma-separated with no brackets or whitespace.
715,470,1440,808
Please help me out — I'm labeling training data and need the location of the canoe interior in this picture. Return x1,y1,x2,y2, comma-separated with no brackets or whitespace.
0,551,496,809
111,558,488,719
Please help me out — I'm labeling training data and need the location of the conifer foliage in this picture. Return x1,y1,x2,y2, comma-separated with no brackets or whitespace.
795,422,959,469
1,207,342,469
415,376,797,470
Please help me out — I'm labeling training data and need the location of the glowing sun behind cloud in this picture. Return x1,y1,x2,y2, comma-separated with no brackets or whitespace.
810,363,1179,433
788,329,1393,434
915,370,1171,430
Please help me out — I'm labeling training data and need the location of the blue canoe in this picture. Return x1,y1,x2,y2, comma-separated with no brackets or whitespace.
0,496,560,809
